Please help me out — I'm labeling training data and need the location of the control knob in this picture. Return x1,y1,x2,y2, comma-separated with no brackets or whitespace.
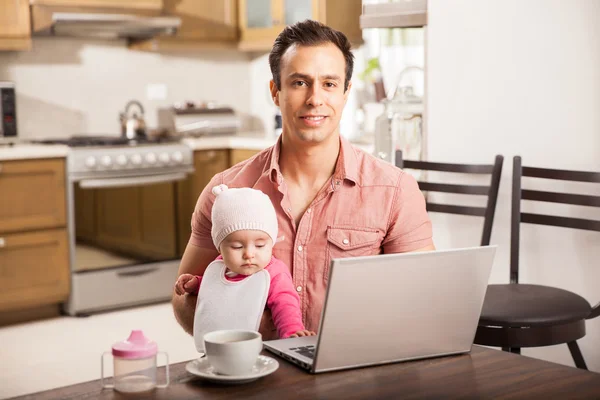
131,154,142,165
145,153,157,164
100,156,112,167
116,154,128,166
158,153,170,164
84,156,97,169
172,151,184,164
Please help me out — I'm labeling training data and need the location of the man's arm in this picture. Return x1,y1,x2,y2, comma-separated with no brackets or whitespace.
172,243,219,335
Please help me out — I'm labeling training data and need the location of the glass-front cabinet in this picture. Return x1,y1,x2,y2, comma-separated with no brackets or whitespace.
238,0,361,51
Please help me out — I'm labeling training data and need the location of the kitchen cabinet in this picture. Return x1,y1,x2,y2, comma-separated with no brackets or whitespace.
238,0,363,51
176,148,260,256
128,0,238,52
30,0,163,10
0,159,66,233
0,0,32,51
0,229,69,312
0,158,69,314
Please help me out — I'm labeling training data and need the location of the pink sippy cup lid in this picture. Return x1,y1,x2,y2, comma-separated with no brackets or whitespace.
112,330,158,359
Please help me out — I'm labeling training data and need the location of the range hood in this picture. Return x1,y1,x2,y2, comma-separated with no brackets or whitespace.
32,12,181,40
360,0,427,29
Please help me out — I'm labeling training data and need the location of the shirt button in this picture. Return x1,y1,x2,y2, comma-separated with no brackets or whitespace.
296,286,302,292
297,245,303,252
306,208,312,214
342,239,349,245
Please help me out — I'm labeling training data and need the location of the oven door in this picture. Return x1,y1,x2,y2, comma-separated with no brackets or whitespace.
73,172,186,272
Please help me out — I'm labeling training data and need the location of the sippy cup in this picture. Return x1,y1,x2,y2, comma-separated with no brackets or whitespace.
101,330,169,393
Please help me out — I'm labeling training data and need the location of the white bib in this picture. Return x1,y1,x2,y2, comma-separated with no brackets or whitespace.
193,260,270,352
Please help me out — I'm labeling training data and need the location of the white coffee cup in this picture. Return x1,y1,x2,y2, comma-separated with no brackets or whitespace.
203,330,263,376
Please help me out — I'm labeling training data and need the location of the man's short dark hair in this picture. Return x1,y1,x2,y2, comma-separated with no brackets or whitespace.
269,19,355,92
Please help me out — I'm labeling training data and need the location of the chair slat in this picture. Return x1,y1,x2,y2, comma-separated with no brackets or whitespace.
403,159,494,174
522,166,600,183
522,189,600,207
418,181,490,195
426,203,487,217
521,213,600,232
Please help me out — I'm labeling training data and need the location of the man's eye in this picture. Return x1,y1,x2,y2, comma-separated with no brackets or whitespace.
325,82,336,88
293,81,307,87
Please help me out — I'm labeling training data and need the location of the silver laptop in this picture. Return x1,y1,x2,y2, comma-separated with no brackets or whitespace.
264,246,496,373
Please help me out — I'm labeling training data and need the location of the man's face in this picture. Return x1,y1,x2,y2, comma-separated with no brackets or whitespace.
270,43,351,145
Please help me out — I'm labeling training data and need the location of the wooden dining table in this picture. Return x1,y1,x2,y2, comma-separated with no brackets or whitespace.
11,346,600,399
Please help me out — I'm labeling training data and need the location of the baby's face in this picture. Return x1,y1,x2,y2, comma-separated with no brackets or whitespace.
220,230,274,275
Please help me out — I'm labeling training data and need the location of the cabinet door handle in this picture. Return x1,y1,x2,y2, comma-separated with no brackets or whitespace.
0,237,5,248
117,267,159,277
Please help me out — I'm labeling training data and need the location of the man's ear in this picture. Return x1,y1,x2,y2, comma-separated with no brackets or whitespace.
343,80,353,104
269,80,280,107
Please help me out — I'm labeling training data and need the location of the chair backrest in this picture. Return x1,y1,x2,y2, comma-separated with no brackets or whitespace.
510,156,600,283
396,150,504,246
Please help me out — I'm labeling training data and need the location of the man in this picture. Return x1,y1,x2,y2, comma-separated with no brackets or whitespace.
173,20,434,340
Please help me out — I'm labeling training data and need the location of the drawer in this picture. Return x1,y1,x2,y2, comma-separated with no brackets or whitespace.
0,228,70,311
0,158,67,233
68,260,180,314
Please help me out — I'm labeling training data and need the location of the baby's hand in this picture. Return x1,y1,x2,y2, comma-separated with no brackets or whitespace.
289,330,316,338
174,274,199,295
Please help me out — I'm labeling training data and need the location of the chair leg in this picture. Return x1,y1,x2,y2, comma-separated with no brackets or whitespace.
567,341,588,370
501,347,521,354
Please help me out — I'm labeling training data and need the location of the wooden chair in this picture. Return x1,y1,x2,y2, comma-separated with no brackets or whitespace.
396,151,504,246
474,156,600,369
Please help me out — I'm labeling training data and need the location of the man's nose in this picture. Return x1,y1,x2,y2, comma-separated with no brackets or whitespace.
306,85,324,107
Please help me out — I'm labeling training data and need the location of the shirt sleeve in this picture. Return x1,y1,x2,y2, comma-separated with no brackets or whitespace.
265,259,305,338
188,173,223,250
382,171,433,253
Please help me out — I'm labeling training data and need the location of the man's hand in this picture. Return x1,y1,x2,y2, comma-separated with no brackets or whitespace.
289,330,316,338
174,273,199,295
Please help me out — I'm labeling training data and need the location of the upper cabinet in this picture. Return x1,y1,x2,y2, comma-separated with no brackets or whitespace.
238,0,363,51
129,0,238,51
29,0,163,11
0,0,32,51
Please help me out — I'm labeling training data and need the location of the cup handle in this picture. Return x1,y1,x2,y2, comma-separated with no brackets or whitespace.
156,351,169,388
100,352,114,389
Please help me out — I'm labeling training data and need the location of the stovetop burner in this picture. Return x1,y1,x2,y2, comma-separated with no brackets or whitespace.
33,135,179,147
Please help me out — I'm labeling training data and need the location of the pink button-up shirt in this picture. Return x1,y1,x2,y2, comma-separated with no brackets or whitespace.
189,136,433,338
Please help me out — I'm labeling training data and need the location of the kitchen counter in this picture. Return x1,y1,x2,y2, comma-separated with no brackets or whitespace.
0,143,69,161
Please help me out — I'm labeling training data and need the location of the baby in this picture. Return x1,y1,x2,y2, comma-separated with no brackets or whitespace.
174,184,314,348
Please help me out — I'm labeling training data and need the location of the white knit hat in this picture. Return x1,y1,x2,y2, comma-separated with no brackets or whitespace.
211,184,278,250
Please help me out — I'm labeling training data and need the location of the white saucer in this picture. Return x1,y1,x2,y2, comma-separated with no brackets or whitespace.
186,355,279,384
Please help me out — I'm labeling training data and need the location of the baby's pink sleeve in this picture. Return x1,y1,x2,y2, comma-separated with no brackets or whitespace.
266,259,305,338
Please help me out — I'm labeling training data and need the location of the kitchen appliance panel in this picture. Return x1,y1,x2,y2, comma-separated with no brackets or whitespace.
0,82,17,138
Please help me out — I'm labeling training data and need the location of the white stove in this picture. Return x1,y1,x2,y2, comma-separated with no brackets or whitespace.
35,136,195,315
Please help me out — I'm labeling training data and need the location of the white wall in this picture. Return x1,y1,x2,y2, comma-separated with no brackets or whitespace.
427,0,600,370
0,38,253,139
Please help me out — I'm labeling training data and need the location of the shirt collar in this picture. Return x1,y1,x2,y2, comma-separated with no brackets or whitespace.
267,135,359,186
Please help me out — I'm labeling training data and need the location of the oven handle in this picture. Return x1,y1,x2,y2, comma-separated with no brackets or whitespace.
79,172,188,189
117,267,159,277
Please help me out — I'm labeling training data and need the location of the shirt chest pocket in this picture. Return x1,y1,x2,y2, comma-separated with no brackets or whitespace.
324,227,382,284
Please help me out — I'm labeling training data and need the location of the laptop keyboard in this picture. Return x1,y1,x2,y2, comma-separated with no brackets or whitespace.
289,345,315,359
